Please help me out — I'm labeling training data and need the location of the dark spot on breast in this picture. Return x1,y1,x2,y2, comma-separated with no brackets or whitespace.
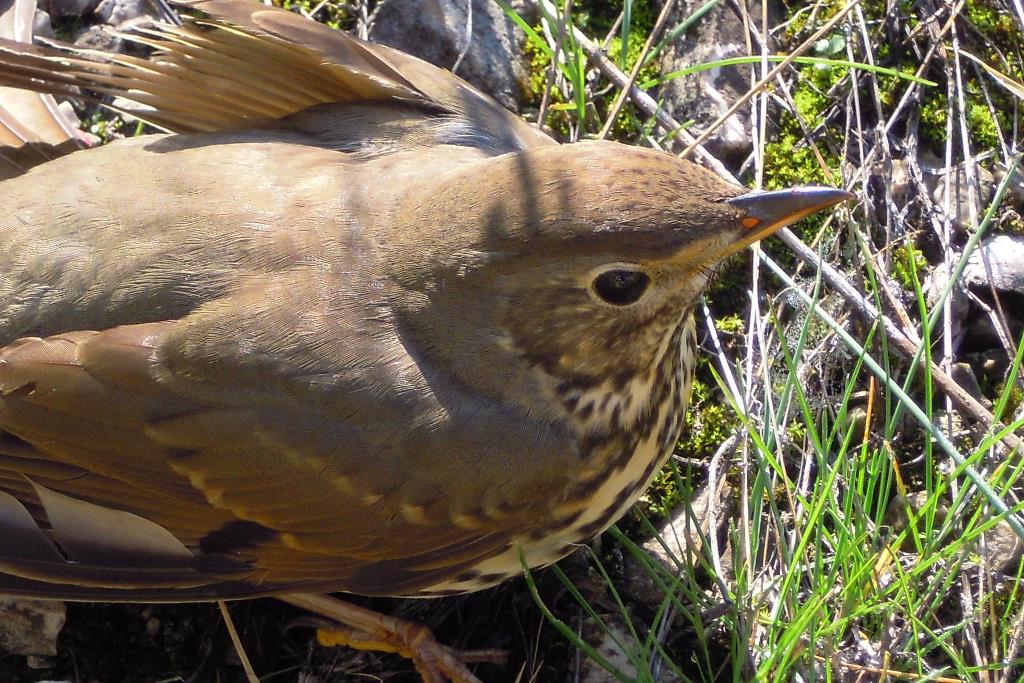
613,370,633,392
557,373,601,394
658,415,679,451
577,401,594,421
639,448,669,485
612,479,643,512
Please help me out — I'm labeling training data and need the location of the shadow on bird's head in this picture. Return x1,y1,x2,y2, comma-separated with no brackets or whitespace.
389,141,850,404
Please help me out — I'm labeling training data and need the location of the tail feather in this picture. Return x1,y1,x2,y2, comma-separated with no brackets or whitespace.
0,0,84,178
0,0,552,155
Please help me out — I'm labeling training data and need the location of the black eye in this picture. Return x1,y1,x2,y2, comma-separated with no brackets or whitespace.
593,269,650,306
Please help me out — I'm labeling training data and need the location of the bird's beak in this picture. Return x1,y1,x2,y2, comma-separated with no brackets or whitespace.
723,186,855,255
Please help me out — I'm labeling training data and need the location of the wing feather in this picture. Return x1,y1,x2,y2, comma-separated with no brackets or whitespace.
0,0,552,152
0,0,84,178
0,317,574,598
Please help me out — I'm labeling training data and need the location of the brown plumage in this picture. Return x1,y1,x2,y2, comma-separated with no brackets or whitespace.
0,0,849,675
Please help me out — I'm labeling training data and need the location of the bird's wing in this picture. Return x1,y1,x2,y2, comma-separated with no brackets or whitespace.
0,0,85,179
0,0,570,601
0,218,577,599
0,135,572,600
0,0,552,152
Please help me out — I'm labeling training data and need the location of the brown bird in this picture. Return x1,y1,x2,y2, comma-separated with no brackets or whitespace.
0,0,850,679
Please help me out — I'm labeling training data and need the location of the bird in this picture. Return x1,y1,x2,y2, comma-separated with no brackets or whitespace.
0,0,851,679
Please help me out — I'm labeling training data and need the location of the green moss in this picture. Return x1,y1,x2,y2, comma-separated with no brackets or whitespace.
763,135,836,189
602,34,661,140
715,314,745,335
783,0,845,38
967,101,1001,148
786,422,807,445
82,109,124,143
995,377,1024,419
762,66,843,216
518,1,660,140
919,92,948,148
521,33,574,137
575,0,656,37
275,0,350,29
1005,213,1024,235
790,64,843,128
762,129,840,252
965,0,1017,38
891,242,928,291
677,379,738,460
875,65,917,108
918,90,1008,152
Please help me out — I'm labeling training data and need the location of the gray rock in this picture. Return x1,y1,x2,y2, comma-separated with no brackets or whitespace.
993,164,1024,210
368,0,528,111
576,612,682,683
949,362,990,408
33,8,54,39
659,0,782,162
980,518,1024,574
623,477,731,606
919,152,995,233
25,655,53,669
964,234,1024,296
39,0,98,19
0,598,66,656
72,23,124,52
94,0,159,28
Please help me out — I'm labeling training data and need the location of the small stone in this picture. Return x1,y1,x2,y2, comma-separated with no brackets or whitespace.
949,362,990,407
577,613,681,683
964,234,1024,296
368,0,529,112
109,96,156,125
919,153,995,234
0,598,66,656
980,519,1024,574
25,655,53,669
94,0,160,28
992,164,1024,210
624,479,731,607
73,24,125,53
33,9,55,39
923,258,970,326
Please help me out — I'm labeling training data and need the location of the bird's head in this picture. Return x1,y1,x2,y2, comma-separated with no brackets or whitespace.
387,141,851,414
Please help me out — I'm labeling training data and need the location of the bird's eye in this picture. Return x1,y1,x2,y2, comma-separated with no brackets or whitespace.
592,269,650,306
